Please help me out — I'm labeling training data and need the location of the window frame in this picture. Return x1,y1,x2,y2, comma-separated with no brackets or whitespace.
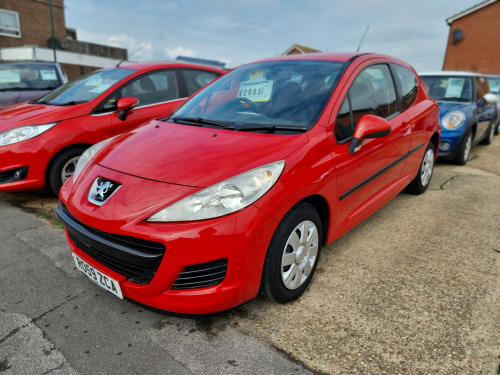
92,69,180,115
390,63,419,112
334,63,399,144
0,9,21,38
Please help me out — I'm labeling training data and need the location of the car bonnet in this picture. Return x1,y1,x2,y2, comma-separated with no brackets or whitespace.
0,101,91,132
94,120,309,188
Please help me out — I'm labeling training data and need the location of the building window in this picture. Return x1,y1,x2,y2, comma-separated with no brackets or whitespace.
0,9,21,38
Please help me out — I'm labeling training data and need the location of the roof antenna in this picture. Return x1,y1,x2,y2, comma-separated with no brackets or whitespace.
356,26,369,52
116,42,148,67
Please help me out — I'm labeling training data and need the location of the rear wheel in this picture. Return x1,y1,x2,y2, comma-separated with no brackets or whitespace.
405,142,435,195
261,202,322,303
47,147,87,195
452,130,472,166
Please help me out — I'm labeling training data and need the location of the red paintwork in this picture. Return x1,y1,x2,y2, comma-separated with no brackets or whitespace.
117,97,139,111
0,62,225,192
59,53,440,314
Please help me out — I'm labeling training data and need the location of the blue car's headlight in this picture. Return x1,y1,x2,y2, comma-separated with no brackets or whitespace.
442,111,465,130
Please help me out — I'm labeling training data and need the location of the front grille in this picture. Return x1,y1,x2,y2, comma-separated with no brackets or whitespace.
0,167,28,183
172,258,228,290
57,203,166,284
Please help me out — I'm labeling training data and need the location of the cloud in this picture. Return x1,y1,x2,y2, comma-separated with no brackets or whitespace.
164,46,196,59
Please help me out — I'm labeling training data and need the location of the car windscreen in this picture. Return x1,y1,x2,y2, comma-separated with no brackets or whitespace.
420,75,474,102
487,76,500,94
36,68,136,106
169,60,347,133
0,64,60,91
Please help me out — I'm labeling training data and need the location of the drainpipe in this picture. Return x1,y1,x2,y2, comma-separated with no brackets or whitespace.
49,0,57,62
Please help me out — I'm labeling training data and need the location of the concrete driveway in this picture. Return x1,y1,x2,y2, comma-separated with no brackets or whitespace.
1,137,499,374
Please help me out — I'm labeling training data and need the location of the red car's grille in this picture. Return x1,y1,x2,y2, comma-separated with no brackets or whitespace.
57,203,165,284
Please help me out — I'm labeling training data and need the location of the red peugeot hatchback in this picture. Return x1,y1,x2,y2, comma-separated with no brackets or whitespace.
58,53,440,314
0,62,224,194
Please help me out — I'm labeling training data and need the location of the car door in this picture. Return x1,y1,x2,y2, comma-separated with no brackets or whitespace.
474,76,495,141
331,63,412,232
89,69,182,136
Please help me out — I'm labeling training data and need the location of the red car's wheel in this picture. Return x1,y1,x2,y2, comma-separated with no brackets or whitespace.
261,202,322,303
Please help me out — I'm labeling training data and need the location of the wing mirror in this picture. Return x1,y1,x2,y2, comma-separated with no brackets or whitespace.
349,115,391,155
483,93,499,104
117,97,139,121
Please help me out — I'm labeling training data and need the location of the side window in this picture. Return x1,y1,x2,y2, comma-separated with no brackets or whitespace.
182,69,220,96
335,96,352,142
392,64,418,111
335,64,397,142
120,70,179,106
475,76,489,102
97,70,179,112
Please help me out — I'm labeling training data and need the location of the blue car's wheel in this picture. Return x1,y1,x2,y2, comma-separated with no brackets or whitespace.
453,130,472,166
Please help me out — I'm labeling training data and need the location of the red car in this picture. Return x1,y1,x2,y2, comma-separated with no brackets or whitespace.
0,62,224,194
57,53,440,314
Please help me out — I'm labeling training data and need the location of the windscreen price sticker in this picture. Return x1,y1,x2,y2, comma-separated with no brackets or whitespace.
238,71,274,102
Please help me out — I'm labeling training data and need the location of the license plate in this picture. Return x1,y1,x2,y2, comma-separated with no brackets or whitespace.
73,253,123,299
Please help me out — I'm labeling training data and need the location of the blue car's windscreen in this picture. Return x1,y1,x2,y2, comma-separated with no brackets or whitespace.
421,75,474,102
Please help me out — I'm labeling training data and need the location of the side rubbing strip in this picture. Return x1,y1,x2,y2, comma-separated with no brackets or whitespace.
339,142,425,201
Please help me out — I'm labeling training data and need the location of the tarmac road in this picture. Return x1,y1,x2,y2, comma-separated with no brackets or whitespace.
0,137,499,375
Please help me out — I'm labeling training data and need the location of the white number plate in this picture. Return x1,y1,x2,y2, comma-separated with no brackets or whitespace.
73,253,123,299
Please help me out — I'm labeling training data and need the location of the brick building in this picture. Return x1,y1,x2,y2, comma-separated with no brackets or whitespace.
442,0,500,74
0,0,128,79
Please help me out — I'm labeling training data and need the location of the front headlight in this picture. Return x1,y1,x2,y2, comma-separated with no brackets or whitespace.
72,137,115,182
148,161,285,222
442,111,465,130
0,123,58,146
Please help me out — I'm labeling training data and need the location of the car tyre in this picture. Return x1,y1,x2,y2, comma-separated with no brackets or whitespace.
47,147,87,195
452,130,472,166
480,124,495,145
405,142,435,195
261,202,322,303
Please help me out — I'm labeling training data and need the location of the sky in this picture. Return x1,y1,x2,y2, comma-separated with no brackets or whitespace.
64,0,480,72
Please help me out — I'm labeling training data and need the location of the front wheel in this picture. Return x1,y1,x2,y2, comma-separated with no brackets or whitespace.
480,123,495,145
47,147,87,195
261,202,322,303
405,142,435,195
452,130,472,166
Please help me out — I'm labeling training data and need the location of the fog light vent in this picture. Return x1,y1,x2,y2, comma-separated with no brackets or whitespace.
440,142,451,151
172,258,228,290
0,167,29,183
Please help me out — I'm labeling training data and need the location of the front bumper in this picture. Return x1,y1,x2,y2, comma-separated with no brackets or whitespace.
436,128,467,159
58,167,279,314
0,136,54,192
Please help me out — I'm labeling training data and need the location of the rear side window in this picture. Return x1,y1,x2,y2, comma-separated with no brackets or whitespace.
392,64,418,111
182,69,220,96
335,64,397,142
475,76,489,101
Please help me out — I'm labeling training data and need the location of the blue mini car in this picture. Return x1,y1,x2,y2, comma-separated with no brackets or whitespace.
420,72,498,165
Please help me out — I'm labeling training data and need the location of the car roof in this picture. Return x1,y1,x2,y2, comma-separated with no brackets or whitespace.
115,61,225,72
248,52,413,68
0,61,60,68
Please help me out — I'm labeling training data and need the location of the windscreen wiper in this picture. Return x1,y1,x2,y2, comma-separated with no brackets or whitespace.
237,124,308,133
170,116,237,130
49,100,90,106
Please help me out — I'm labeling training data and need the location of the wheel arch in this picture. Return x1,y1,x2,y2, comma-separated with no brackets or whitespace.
44,143,92,186
298,194,330,246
